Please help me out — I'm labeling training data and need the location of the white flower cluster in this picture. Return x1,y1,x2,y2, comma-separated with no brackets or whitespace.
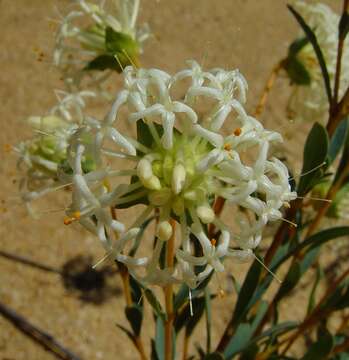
54,0,150,92
60,61,296,288
15,90,95,216
287,1,349,123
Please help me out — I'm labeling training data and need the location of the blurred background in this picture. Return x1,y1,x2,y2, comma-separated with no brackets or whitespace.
0,0,342,359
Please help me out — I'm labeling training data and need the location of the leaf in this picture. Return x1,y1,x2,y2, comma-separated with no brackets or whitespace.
155,317,165,360
339,11,349,40
301,330,334,360
85,54,122,71
125,304,143,336
145,289,166,321
174,296,205,335
274,260,300,300
284,56,311,85
129,275,143,304
105,26,139,58
288,5,332,105
328,117,349,164
253,321,298,343
232,257,262,324
174,284,190,311
297,123,329,195
289,36,309,56
205,353,225,360
223,323,252,359
116,323,136,345
307,265,323,315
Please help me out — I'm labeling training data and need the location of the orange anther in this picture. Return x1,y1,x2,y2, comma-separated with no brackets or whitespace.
211,238,217,246
224,144,232,151
63,217,72,225
233,128,242,136
3,144,12,152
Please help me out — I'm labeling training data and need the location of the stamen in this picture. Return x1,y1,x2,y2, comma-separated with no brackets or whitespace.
114,54,125,72
210,238,217,247
92,252,111,269
224,143,232,151
280,218,297,227
122,49,139,69
189,288,194,316
253,253,282,284
289,161,326,181
296,196,332,203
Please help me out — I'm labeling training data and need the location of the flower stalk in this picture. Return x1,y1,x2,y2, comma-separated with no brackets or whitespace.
164,219,176,360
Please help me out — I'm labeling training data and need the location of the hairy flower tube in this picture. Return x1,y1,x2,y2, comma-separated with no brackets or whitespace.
55,60,297,289
285,1,349,122
54,0,150,92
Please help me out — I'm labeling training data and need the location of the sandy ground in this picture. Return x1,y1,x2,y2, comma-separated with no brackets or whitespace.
0,0,344,359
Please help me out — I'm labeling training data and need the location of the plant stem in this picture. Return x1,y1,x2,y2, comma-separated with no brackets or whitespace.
254,61,284,117
182,329,189,360
165,219,176,360
280,266,349,355
110,207,148,360
333,0,349,107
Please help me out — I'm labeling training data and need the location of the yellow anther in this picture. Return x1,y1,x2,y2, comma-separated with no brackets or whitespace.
72,211,81,220
224,144,232,151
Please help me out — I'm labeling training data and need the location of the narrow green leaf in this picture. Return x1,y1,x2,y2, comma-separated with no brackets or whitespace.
116,323,136,345
307,265,323,315
289,36,309,56
232,257,262,324
155,317,165,360
85,54,122,71
284,56,311,85
339,11,349,40
125,304,143,336
174,284,190,311
105,26,139,57
288,5,332,105
297,122,329,195
205,353,225,360
223,323,252,359
328,117,349,164
145,289,166,321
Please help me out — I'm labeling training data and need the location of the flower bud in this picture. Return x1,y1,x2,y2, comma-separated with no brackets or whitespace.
137,158,153,180
158,221,173,241
143,175,161,190
196,205,215,224
172,164,186,194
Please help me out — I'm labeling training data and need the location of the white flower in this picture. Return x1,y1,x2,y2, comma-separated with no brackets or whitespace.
286,1,349,123
14,91,95,215
54,0,150,92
